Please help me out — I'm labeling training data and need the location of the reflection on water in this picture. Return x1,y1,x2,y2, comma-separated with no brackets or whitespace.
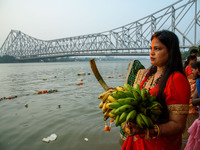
0,60,150,150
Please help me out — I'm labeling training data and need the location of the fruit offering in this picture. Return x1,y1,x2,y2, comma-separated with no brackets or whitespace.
98,84,162,130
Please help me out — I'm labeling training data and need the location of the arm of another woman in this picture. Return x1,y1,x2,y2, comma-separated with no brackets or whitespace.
192,88,200,106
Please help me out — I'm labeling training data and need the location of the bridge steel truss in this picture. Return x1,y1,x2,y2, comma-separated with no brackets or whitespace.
0,0,199,60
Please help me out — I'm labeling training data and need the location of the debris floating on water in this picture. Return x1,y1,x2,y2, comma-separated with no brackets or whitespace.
25,104,28,108
42,133,57,143
77,72,85,76
106,76,114,78
84,138,88,142
42,138,50,143
48,134,57,141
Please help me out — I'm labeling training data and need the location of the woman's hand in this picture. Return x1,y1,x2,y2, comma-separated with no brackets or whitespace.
122,122,144,136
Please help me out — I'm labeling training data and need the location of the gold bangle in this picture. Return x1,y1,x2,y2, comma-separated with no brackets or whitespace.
145,128,150,139
154,124,160,137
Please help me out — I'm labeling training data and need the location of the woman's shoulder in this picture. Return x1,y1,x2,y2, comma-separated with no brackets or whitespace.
170,72,187,80
167,72,189,87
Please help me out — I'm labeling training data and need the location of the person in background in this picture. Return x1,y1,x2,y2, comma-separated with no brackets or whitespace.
184,55,197,79
190,49,198,57
182,58,199,147
185,61,200,150
121,30,190,150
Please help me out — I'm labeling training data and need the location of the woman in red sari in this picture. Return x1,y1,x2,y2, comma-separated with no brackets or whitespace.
122,30,190,150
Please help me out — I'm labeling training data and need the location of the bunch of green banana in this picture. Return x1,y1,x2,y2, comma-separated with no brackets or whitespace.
97,84,163,129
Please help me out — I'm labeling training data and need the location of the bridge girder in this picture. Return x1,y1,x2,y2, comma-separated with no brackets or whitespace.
0,0,199,60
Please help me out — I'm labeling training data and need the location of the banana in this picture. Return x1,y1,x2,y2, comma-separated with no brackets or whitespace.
150,101,162,109
133,84,141,94
111,92,121,99
121,121,126,129
126,110,137,122
115,86,125,91
149,95,156,102
107,95,117,102
98,89,115,99
105,102,113,109
108,101,121,109
132,89,142,102
102,102,108,113
104,115,109,121
110,108,117,114
119,112,128,123
99,101,104,108
123,84,133,92
115,115,120,126
102,93,111,103
117,97,138,106
117,91,127,99
124,91,134,98
136,113,146,129
114,104,134,115
150,109,162,115
146,116,154,128
104,109,111,117
108,111,116,118
141,88,148,101
98,91,108,99
140,113,149,128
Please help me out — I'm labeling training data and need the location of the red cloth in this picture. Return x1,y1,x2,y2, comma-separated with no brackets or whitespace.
185,65,192,77
121,72,190,150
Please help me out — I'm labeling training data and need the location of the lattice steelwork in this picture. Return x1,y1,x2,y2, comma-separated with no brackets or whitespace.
0,0,199,60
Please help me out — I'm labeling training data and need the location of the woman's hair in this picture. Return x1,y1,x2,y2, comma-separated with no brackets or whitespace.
190,49,198,55
147,30,184,123
184,55,197,68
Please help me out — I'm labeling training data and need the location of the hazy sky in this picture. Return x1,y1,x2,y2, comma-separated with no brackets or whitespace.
0,0,177,47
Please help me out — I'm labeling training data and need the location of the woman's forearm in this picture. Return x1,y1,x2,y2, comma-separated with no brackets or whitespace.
153,114,187,136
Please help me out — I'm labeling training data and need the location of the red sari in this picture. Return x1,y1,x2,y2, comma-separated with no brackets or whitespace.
121,72,190,150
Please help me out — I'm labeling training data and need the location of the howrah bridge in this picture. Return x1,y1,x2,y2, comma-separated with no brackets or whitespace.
0,0,199,60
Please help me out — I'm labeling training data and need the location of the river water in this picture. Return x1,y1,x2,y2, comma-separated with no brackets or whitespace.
0,59,151,150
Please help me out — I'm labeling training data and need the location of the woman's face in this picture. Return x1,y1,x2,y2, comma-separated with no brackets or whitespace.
191,68,199,79
190,58,197,65
150,38,169,67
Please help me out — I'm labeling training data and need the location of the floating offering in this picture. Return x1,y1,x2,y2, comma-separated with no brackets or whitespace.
77,82,83,85
104,125,111,132
43,90,48,94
